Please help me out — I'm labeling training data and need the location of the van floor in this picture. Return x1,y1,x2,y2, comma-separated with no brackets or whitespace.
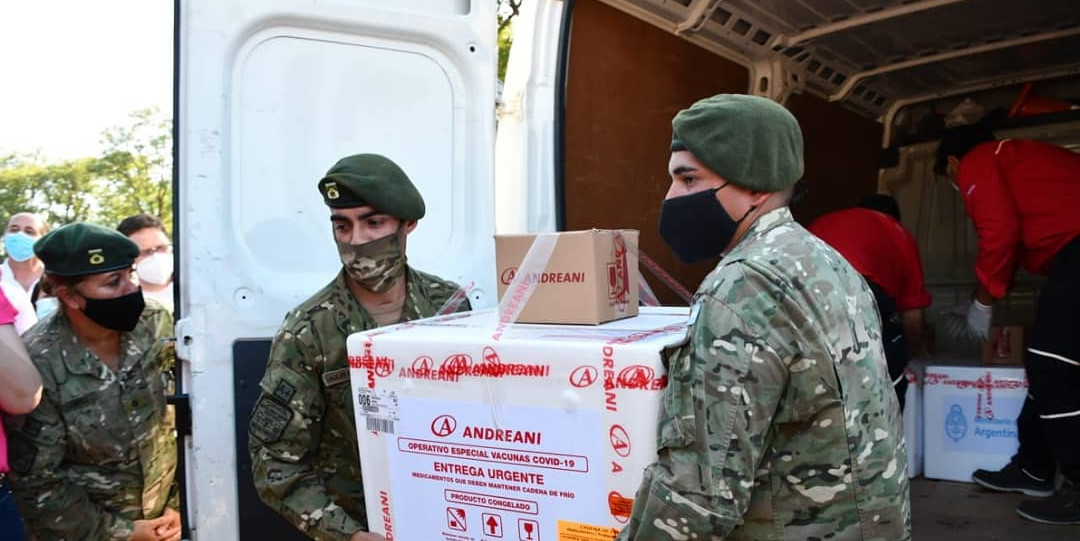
911,478,1073,538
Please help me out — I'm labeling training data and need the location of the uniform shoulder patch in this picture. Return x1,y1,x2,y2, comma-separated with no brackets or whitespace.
321,368,350,387
273,380,296,402
250,396,293,443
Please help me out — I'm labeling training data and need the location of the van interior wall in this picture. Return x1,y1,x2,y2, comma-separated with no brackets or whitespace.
786,93,883,225
562,0,883,303
562,0,748,304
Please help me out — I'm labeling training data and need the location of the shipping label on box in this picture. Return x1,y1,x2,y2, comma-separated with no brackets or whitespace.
348,308,688,541
923,366,1028,483
495,229,640,325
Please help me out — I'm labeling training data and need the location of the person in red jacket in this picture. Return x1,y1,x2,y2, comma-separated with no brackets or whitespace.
937,123,1080,525
809,194,932,409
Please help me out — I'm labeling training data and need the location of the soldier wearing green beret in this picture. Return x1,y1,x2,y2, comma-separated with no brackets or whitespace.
617,95,910,540
4,223,181,541
249,153,470,541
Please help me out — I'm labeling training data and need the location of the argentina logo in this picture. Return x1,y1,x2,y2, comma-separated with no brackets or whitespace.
945,404,968,442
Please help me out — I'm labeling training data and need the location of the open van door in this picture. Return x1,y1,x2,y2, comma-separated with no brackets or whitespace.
176,1,497,539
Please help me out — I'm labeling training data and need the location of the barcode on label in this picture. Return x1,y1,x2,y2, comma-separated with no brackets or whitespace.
366,417,395,434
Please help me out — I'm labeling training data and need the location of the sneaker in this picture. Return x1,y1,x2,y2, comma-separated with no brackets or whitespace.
971,460,1054,498
1016,481,1080,525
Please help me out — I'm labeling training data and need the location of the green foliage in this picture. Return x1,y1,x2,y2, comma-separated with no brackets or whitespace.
0,107,172,231
93,108,173,228
497,0,522,82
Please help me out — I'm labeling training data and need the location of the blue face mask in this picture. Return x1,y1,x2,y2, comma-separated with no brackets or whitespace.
4,232,36,262
35,296,59,319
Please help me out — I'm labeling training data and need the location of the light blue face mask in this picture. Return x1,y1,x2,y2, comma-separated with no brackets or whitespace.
35,296,59,319
4,232,36,262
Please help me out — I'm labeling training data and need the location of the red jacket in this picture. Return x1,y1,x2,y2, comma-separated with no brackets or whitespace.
809,208,931,311
957,139,1080,299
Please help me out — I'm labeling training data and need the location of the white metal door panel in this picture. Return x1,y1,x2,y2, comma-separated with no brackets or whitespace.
177,1,495,538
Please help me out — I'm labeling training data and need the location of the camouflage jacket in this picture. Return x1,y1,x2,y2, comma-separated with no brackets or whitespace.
6,301,177,541
618,208,911,541
250,267,470,541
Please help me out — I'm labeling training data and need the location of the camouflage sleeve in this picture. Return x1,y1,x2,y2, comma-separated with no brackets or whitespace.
618,290,788,539
167,481,181,510
7,384,136,540
249,316,365,541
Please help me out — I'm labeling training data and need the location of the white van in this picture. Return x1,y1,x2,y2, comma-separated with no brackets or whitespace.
175,1,1080,538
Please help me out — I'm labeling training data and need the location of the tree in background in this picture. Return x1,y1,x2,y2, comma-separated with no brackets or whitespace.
498,0,522,82
0,107,172,230
93,107,173,228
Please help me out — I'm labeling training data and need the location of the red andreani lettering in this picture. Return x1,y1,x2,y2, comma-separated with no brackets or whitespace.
616,365,665,390
348,345,394,377
379,490,394,540
602,345,617,412
463,426,542,445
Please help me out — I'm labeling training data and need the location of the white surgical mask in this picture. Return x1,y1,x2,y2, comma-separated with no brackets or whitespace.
136,252,174,285
35,296,59,319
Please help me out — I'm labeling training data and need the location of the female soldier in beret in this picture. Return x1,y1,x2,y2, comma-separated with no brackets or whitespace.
4,223,181,541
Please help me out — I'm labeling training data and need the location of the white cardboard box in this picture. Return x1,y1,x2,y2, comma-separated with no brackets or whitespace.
922,366,1028,483
348,307,688,541
903,367,923,478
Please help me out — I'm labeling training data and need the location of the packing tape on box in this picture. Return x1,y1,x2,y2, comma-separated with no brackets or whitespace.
436,280,477,316
637,251,693,304
491,232,560,340
637,272,661,307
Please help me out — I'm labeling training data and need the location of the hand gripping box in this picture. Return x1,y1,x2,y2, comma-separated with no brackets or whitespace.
922,366,1028,482
348,307,688,541
495,230,639,325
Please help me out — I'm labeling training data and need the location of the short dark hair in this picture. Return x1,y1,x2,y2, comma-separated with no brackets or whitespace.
858,194,902,222
934,123,995,175
117,214,167,237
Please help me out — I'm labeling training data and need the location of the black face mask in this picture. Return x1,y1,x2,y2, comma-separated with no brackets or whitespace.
658,184,756,263
81,289,146,332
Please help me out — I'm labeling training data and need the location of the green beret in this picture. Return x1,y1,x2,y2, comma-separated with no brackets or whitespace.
35,223,139,277
671,94,804,192
317,153,426,220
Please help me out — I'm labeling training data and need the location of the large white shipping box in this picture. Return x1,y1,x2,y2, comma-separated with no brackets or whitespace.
922,366,1028,482
348,307,689,541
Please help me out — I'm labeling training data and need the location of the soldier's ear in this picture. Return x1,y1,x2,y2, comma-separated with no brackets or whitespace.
401,220,418,235
55,285,84,311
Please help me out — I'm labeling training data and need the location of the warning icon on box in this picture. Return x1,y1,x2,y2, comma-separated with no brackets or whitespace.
447,506,467,532
482,512,504,538
518,518,539,540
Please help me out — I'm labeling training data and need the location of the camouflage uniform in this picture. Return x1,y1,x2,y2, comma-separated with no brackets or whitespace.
5,301,177,541
618,208,911,540
250,267,469,540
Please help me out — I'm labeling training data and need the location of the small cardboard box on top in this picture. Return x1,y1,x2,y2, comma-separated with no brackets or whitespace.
348,307,689,541
495,229,639,325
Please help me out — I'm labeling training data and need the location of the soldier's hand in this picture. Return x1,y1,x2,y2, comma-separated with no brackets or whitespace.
130,515,171,541
154,508,183,541
350,532,387,541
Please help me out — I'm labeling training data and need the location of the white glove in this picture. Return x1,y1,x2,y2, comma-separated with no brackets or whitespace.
965,300,993,340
